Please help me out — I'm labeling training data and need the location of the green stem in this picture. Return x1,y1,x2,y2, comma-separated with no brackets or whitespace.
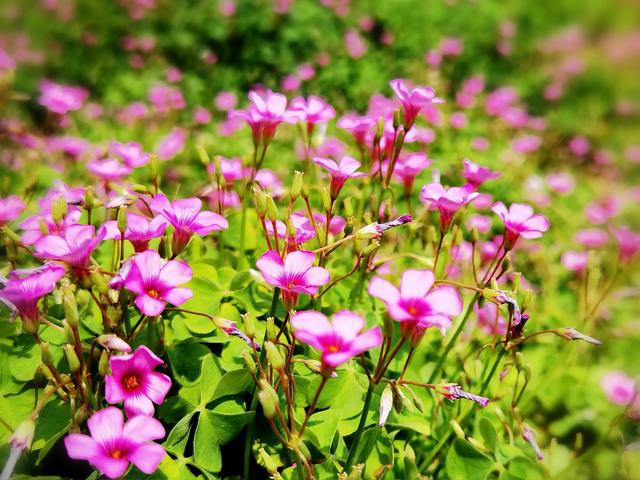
427,292,480,384
344,382,375,472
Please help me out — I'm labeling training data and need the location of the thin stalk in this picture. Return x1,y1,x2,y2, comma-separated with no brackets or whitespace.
344,382,375,471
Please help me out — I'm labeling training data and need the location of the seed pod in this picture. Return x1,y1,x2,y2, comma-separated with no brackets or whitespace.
266,196,278,222
97,334,132,353
98,350,110,376
40,342,54,366
450,419,466,439
241,350,256,374
321,187,331,212
91,271,110,296
242,313,256,339
258,380,279,418
291,171,304,200
63,320,75,344
84,186,96,211
117,206,128,233
265,342,284,371
258,448,279,474
393,109,402,130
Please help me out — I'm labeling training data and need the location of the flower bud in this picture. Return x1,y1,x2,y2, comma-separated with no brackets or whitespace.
62,290,79,328
10,418,35,451
348,465,364,480
355,223,381,241
514,352,525,372
375,117,384,142
470,226,479,244
51,196,66,224
361,240,380,258
196,146,210,167
91,271,110,296
393,109,402,130
468,436,489,453
63,320,75,344
84,186,96,211
258,447,279,475
291,171,304,201
63,344,81,373
1,225,22,244
512,272,522,292
131,184,151,194
523,365,532,382
149,154,159,187
266,317,277,342
40,342,54,366
266,196,278,222
427,225,438,245
242,313,255,339
555,327,602,345
382,314,394,338
97,334,132,352
321,187,332,212
3,237,17,261
33,365,48,388
265,342,284,371
379,384,393,427
98,350,110,376
403,385,424,413
258,380,279,418
117,206,128,234
254,189,267,219
242,350,256,374
450,419,466,439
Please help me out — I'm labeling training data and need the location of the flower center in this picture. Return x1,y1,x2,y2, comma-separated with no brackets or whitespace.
110,449,124,460
121,373,140,391
408,306,417,315
147,289,159,298
328,345,339,352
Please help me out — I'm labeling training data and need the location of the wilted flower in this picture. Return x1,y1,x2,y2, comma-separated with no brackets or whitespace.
105,345,172,416
291,310,383,369
420,183,479,233
97,334,132,353
0,418,35,480
390,79,443,129
435,383,490,407
150,194,228,254
0,264,65,333
0,195,25,225
64,407,165,479
103,213,167,252
256,250,330,310
355,214,412,240
368,269,462,342
522,425,544,460
491,202,550,249
314,156,367,198
555,327,601,345
123,249,193,316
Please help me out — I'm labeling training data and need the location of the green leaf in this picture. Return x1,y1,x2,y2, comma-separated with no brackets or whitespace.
445,438,495,480
353,427,394,479
193,413,223,473
204,400,255,445
305,409,343,447
478,417,499,452
199,354,223,405
165,412,195,455
211,369,252,401
167,341,210,386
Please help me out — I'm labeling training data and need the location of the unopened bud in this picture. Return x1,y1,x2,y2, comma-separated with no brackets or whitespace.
265,342,284,371
1,226,22,244
468,436,489,453
117,207,128,234
196,146,210,167
91,271,109,296
63,320,75,344
40,342,54,366
63,344,81,373
259,447,279,474
10,418,35,451
51,196,67,224
4,237,17,260
98,350,110,376
97,334,132,352
242,313,255,339
470,226,479,243
84,186,96,211
379,384,393,427
403,385,424,413
242,350,256,374
450,419,466,439
258,380,279,418
361,239,380,257
375,118,384,142
348,465,364,480
321,187,331,212
382,314,394,338
266,196,278,222
149,153,159,182
266,317,277,342
514,352,524,372
255,190,267,218
393,109,402,130
291,171,304,200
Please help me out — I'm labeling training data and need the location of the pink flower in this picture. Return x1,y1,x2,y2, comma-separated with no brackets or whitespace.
601,371,636,406
291,310,382,369
420,183,478,233
19,208,82,246
585,197,620,225
148,84,185,113
344,29,367,58
574,229,608,249
450,111,467,129
491,202,550,249
105,345,172,416
435,383,490,407
214,91,237,111
254,169,284,197
440,37,463,56
0,195,25,225
461,159,500,189
123,249,193,316
546,172,575,194
337,113,375,147
568,136,590,157
109,141,150,168
48,135,91,158
471,137,490,151
64,407,165,479
511,135,542,154
296,63,316,81
390,79,443,129
314,156,367,198
611,226,640,262
103,213,167,252
35,224,106,269
193,107,211,125
0,264,65,330
229,90,303,145
207,156,248,184
38,80,88,115
475,302,506,336
561,250,589,272
281,74,300,92
156,128,187,161
392,152,431,192
466,214,492,234
87,158,132,183
256,250,330,310
150,194,228,254
218,0,236,16
368,269,462,343
290,96,336,125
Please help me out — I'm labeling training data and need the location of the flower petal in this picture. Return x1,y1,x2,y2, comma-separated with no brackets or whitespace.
399,269,434,298
330,310,365,342
368,276,400,305
127,443,166,474
87,407,124,445
123,415,166,442
64,434,100,460
144,372,172,405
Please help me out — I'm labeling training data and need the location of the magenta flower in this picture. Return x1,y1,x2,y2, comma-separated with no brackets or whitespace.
148,84,185,113
34,224,106,269
156,127,187,161
0,195,25,225
435,383,490,407
610,226,640,262
123,249,193,316
150,194,228,254
601,371,636,406
38,80,88,115
390,79,443,129
291,310,382,369
109,141,150,168
290,95,336,126
207,156,248,184
392,152,431,192
19,208,82,246
87,158,132,183
314,156,367,198
561,250,588,272
511,135,541,154
368,269,462,343
256,250,330,310
475,302,507,336
229,90,303,145
574,229,608,249
0,264,65,332
491,202,550,249
337,113,375,147
64,407,165,479
103,213,167,252
420,183,479,233
105,345,172,416
461,159,500,189
48,135,91,159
